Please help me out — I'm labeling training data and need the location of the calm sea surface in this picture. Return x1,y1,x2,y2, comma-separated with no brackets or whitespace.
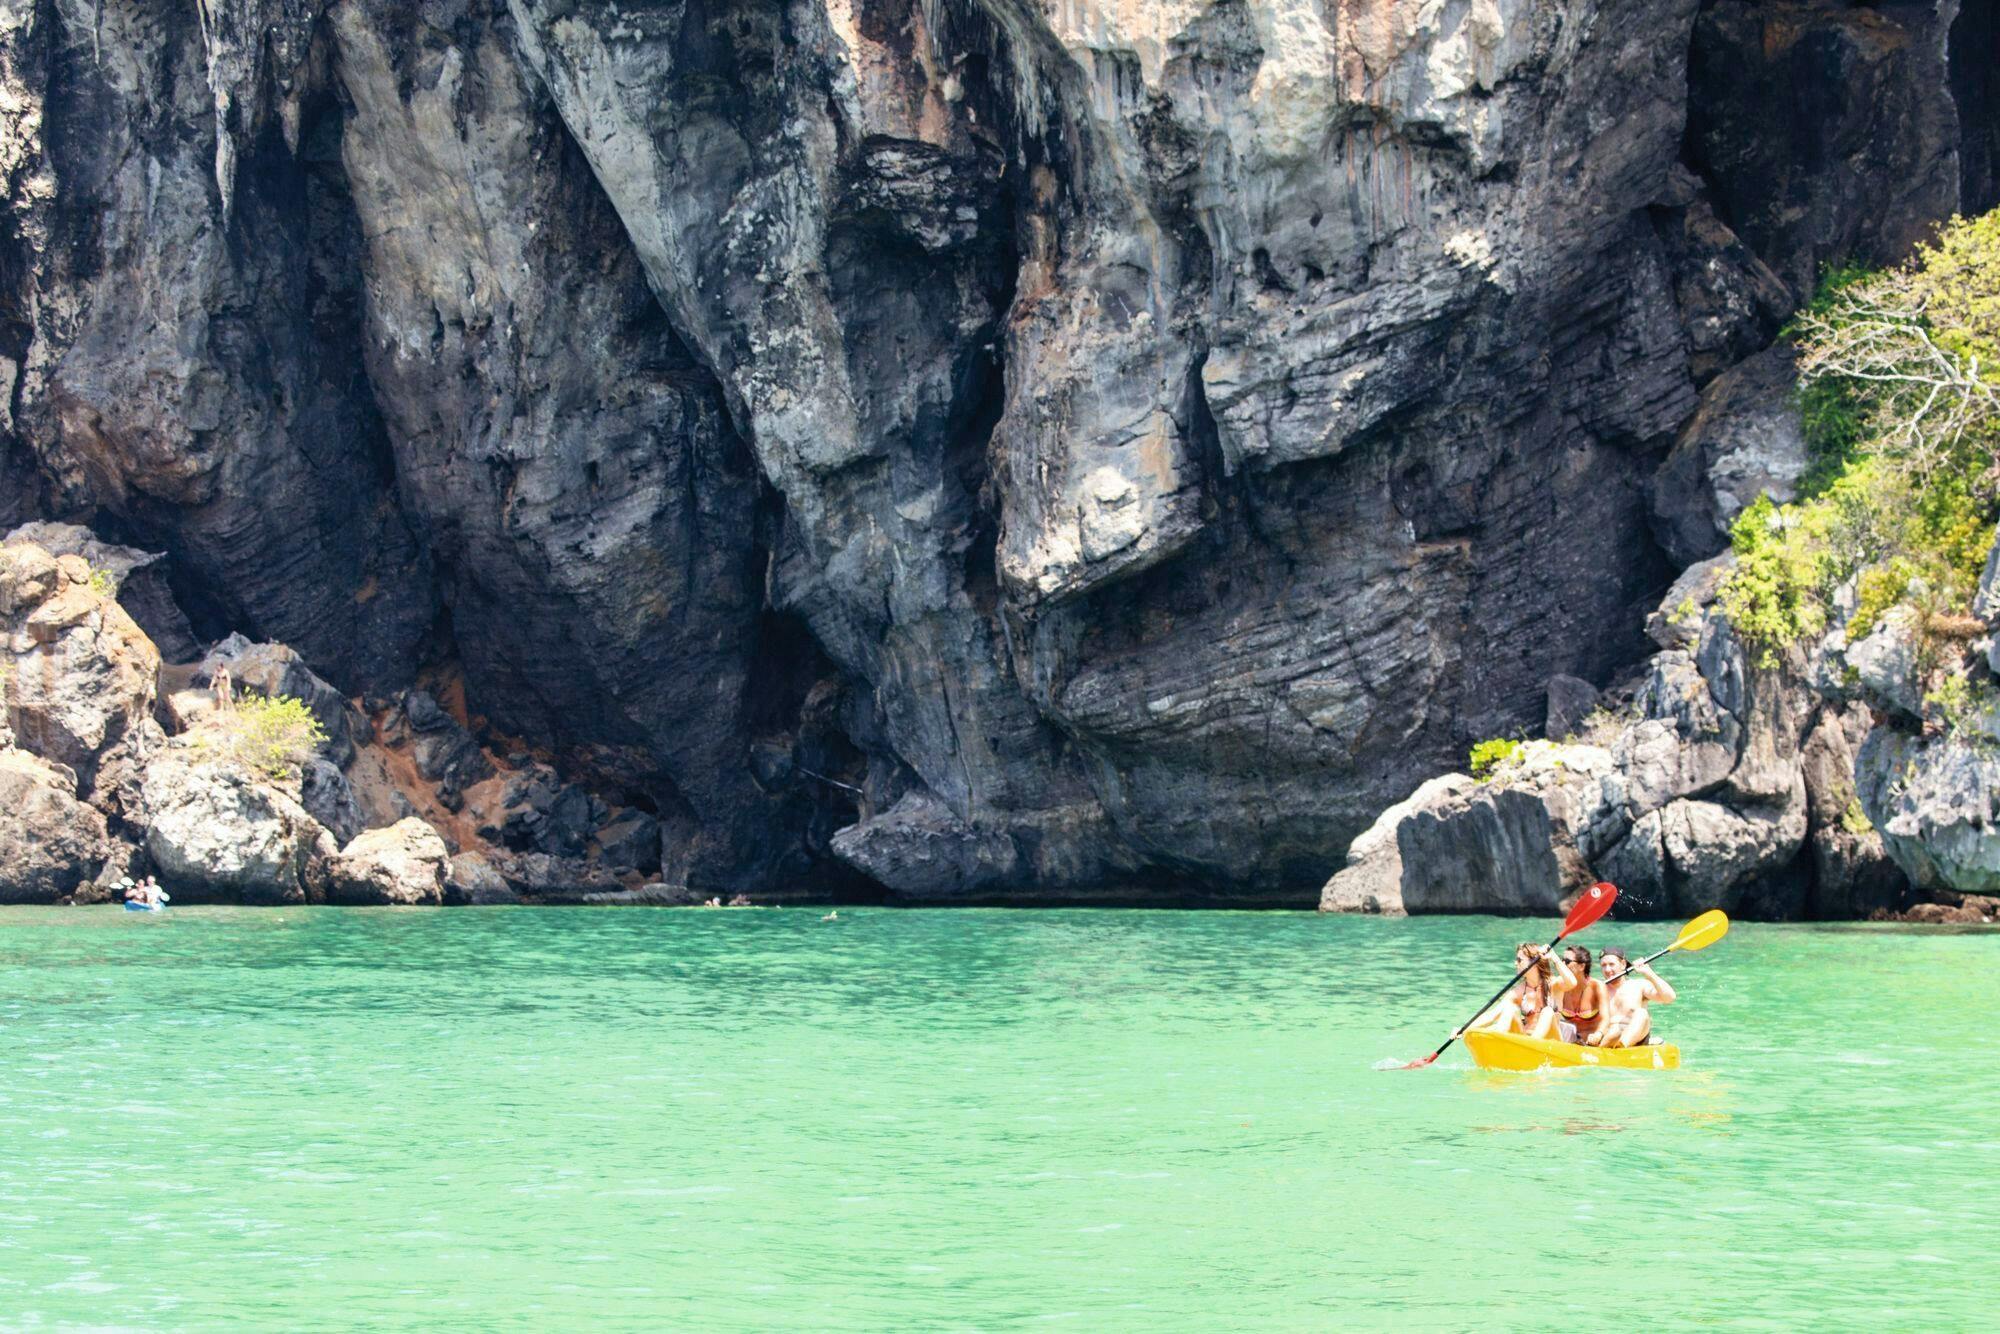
0,906,1994,1329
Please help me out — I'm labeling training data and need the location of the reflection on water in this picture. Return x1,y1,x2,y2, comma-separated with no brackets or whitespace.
0,906,1994,1328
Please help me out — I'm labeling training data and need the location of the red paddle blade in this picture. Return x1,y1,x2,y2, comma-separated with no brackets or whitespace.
1398,1052,1439,1070
1560,882,1618,937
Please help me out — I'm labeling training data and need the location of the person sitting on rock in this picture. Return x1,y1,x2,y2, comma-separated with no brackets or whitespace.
1586,947,1675,1048
1459,943,1577,1042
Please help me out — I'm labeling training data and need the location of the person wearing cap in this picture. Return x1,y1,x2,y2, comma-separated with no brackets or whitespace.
1586,946,1675,1047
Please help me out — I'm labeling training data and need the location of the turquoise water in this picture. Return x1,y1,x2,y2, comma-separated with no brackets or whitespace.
0,907,1995,1329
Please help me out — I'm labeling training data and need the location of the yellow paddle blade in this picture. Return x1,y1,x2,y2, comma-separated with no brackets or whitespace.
1670,909,1729,953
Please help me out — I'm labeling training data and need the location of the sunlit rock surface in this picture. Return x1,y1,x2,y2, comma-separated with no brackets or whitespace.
0,0,1991,903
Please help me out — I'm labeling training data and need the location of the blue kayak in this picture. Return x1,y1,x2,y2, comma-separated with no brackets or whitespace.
123,900,166,912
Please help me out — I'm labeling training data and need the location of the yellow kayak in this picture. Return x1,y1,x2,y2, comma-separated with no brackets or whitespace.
1464,1030,1680,1072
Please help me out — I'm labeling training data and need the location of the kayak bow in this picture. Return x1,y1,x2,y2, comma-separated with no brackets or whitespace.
1464,1030,1679,1072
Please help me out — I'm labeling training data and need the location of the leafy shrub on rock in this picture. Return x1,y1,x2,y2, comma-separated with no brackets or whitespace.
190,694,329,782
1468,738,1522,780
1720,210,2000,667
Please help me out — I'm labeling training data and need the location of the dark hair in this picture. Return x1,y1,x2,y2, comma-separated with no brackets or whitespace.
1564,945,1592,975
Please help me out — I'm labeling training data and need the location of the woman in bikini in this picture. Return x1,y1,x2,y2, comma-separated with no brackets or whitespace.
1460,943,1577,1042
1555,944,1607,1045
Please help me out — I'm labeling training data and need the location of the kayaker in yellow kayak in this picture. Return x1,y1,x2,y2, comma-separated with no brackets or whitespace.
1585,946,1676,1048
1458,944,1578,1041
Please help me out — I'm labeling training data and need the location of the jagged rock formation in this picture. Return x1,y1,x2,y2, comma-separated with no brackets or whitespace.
1322,559,1909,920
0,747,108,901
1,0,1994,905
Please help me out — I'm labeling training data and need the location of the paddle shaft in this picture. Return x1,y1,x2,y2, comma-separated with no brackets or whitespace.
1605,943,1677,982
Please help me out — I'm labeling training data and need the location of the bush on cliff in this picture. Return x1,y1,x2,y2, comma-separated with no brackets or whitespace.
189,694,328,783
1720,210,2000,667
1468,737,1522,780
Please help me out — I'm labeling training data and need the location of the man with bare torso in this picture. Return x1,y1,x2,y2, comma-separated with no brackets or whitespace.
1585,946,1676,1048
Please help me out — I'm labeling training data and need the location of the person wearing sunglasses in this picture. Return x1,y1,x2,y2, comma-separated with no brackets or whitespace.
1555,944,1607,1045
1586,946,1675,1048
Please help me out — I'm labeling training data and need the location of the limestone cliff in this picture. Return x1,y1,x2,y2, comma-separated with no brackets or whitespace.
0,0,1993,905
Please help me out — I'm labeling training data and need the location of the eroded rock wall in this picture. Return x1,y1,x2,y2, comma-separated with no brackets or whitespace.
0,0,1989,903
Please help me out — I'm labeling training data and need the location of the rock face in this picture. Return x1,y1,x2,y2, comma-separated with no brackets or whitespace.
1688,0,1973,302
1856,733,2000,895
1649,346,1810,568
5,521,201,662
0,748,109,902
326,818,449,906
0,1,1991,904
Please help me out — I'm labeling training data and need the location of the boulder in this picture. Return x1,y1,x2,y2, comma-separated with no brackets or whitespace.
301,757,366,846
1596,792,1807,920
491,852,622,900
0,749,112,902
1646,555,1736,651
1843,609,1926,722
1320,747,1617,917
1649,346,1810,567
399,690,493,799
1329,594,1831,919
444,852,519,906
1,539,161,816
1545,675,1602,742
1856,730,2000,894
830,791,1022,900
327,818,449,905
141,756,336,903
1319,774,1477,915
3,521,200,662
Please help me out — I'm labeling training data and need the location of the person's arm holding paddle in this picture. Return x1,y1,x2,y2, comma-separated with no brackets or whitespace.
1636,962,1675,1006
1395,883,1619,1070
